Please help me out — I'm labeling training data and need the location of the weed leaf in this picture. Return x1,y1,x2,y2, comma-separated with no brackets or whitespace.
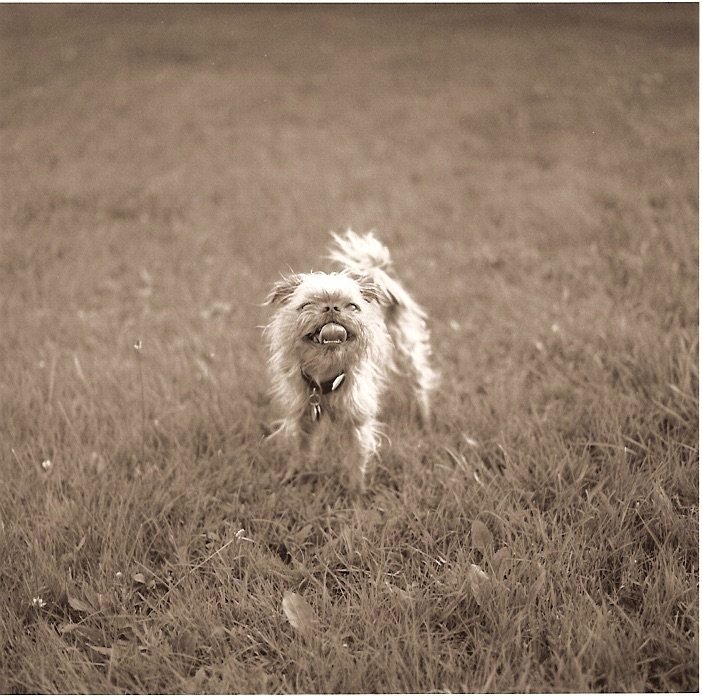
282,591,318,639
492,547,512,579
471,519,494,555
87,644,116,658
527,565,547,605
294,524,314,543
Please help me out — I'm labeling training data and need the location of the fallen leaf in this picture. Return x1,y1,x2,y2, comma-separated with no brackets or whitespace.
471,519,494,555
58,622,105,644
211,624,228,639
67,595,93,614
173,629,198,657
133,572,146,584
193,666,210,683
467,563,490,606
282,591,318,639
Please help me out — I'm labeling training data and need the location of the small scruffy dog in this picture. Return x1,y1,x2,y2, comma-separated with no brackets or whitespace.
264,231,439,489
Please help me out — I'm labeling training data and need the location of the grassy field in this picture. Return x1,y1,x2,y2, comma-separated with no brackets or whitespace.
0,4,698,693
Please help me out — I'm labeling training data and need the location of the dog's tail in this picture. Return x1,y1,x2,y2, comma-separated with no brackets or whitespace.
329,229,441,422
328,230,393,273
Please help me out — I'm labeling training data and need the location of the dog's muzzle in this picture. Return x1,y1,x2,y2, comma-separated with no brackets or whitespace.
309,322,348,345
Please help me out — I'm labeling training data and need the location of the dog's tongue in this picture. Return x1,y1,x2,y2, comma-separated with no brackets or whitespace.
319,322,348,344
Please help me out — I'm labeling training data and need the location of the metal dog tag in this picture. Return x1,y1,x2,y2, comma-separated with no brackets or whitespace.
309,389,322,421
311,403,321,421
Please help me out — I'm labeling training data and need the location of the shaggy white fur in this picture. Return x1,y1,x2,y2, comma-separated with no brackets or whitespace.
264,230,439,489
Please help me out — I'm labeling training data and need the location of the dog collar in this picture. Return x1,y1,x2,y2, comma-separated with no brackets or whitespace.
301,371,346,395
301,371,346,421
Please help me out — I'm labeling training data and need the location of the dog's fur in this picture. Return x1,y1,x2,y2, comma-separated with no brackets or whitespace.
264,230,439,488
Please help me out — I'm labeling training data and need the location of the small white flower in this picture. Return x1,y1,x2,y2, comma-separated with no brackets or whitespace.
41,459,52,472
134,340,143,351
235,528,253,542
31,597,46,608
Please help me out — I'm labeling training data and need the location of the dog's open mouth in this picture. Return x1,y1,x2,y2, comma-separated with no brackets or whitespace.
306,322,350,345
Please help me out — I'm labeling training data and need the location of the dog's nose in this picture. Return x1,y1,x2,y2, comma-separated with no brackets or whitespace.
323,306,341,313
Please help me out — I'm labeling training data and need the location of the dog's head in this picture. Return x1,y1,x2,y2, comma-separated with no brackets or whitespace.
265,271,390,374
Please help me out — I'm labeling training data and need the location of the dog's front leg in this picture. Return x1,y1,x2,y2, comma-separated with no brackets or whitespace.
268,417,314,482
346,420,380,492
296,415,318,457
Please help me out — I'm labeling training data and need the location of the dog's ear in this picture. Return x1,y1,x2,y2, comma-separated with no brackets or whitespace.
265,274,302,305
356,274,397,306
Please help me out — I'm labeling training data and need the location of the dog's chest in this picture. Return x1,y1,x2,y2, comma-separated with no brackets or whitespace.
306,388,349,424
305,403,358,458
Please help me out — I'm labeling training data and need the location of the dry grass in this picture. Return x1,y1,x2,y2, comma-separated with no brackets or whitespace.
0,4,698,693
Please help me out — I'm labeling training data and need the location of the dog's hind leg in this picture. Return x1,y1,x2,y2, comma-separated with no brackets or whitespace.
397,349,438,427
415,385,432,426
386,314,439,427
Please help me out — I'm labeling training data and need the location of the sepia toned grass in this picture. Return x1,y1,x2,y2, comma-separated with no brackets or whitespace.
0,5,697,693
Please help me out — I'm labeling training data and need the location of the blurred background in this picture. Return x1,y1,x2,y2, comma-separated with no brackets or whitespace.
2,2,698,447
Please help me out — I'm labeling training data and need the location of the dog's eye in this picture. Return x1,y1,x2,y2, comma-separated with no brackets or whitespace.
347,302,361,312
298,302,313,311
